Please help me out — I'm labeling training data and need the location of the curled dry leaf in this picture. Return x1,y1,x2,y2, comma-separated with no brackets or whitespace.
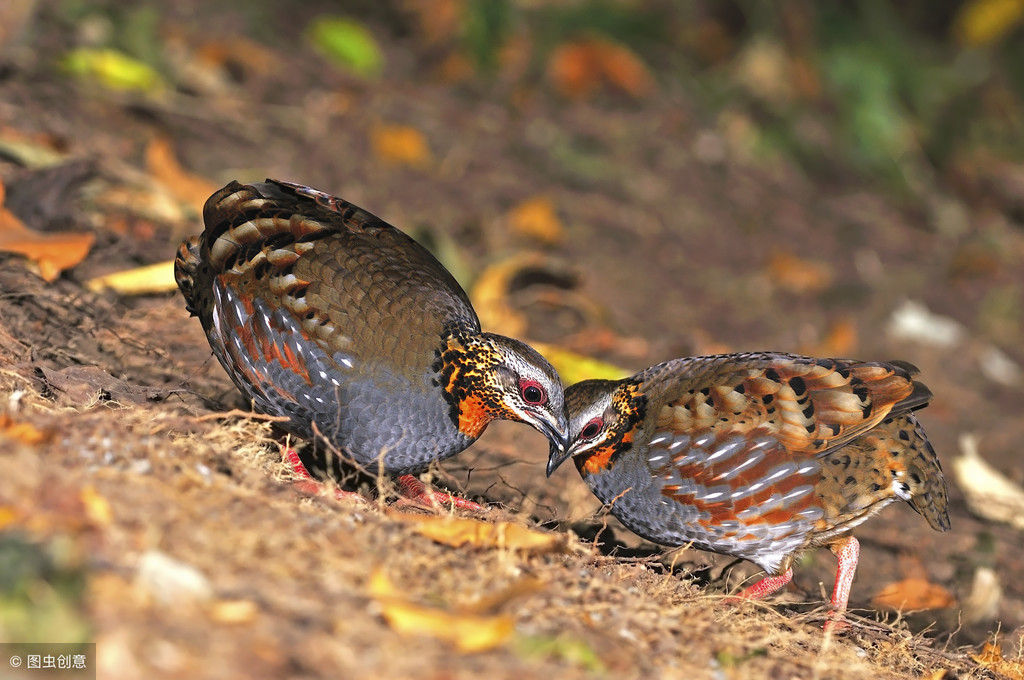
953,433,1024,530
86,260,177,296
368,568,514,653
470,251,578,339
870,577,956,611
145,137,218,217
393,512,566,554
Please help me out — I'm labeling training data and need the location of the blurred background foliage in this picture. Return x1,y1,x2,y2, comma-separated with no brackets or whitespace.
10,0,1024,211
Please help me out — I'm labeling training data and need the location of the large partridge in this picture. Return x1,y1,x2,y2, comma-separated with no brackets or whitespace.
547,352,949,625
175,179,569,505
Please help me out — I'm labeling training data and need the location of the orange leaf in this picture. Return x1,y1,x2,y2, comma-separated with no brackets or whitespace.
871,578,956,611
548,38,654,100
507,196,565,246
595,39,655,98
0,414,51,446
370,124,432,168
972,641,1024,679
0,184,93,281
766,251,833,294
145,137,218,216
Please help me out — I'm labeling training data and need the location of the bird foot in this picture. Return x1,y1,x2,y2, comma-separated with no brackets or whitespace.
724,567,794,604
284,448,369,504
395,475,484,512
282,448,482,511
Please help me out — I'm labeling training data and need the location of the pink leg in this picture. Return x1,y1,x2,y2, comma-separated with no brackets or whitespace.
283,448,482,510
824,536,860,632
396,474,484,511
729,567,794,602
284,447,367,503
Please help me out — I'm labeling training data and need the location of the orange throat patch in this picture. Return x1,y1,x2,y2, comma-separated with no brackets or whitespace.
456,393,493,439
578,427,634,476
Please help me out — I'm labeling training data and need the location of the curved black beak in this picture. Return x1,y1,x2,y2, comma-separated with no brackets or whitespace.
546,438,573,477
527,409,569,473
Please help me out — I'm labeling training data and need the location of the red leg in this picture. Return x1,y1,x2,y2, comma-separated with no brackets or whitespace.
283,447,367,503
824,536,859,632
396,474,484,511
728,567,794,602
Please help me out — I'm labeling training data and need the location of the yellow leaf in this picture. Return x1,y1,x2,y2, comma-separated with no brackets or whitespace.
145,137,218,216
0,506,19,530
394,513,565,553
368,569,514,653
61,48,165,93
80,486,112,527
954,0,1024,46
86,260,177,295
507,196,565,246
529,341,630,386
209,599,259,624
370,124,432,168
871,577,956,611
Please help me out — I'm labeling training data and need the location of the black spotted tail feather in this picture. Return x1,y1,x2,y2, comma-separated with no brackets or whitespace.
891,413,950,532
174,235,202,316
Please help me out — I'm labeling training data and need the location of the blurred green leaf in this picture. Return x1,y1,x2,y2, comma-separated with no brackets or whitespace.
515,634,604,672
307,16,383,78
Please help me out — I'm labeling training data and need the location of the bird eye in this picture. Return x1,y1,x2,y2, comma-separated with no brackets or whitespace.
580,417,603,439
520,380,546,405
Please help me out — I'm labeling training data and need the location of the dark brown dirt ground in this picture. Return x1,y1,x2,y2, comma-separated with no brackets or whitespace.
1,3,1023,679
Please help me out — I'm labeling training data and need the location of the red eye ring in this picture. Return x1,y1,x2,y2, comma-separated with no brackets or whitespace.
580,417,603,439
520,379,546,405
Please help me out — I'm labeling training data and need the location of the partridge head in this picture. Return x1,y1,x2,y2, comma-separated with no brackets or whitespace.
548,352,949,625
175,179,568,495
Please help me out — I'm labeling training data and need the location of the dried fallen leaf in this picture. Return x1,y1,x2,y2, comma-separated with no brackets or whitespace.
86,260,177,295
208,599,259,625
972,641,1024,679
0,413,51,445
963,566,1002,625
871,578,956,611
548,37,654,100
507,196,565,246
954,0,1024,46
368,568,514,653
393,513,565,553
370,124,432,168
145,137,218,216
470,252,578,338
953,434,1024,530
80,486,112,527
0,180,94,281
766,251,833,294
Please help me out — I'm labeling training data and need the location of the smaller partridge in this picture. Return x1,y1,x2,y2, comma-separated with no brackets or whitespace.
548,352,950,625
175,179,569,506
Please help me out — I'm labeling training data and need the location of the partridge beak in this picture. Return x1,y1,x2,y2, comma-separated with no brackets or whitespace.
546,438,573,477
528,410,569,476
